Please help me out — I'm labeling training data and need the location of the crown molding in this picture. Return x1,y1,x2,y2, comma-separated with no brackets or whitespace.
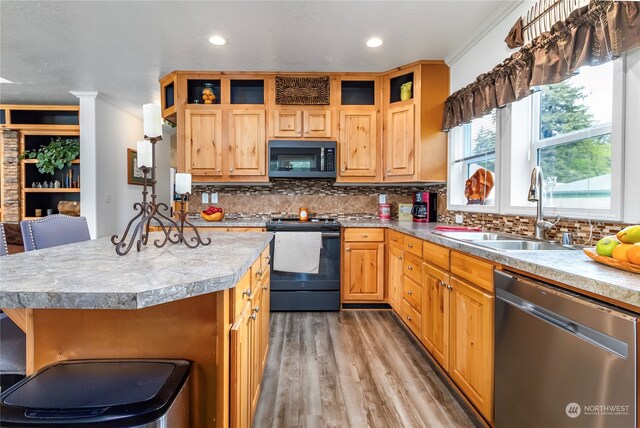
445,1,527,67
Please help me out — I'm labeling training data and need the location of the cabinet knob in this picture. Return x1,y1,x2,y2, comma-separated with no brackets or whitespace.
447,285,453,291
250,313,257,320
217,168,221,172
408,290,413,295
361,234,368,238
408,265,413,270
399,256,403,260
254,306,260,313
341,169,345,173
387,169,391,173
262,285,268,291
345,248,351,252
230,168,234,172
256,270,263,276
242,288,252,298
408,244,413,248
407,315,412,321
266,255,271,262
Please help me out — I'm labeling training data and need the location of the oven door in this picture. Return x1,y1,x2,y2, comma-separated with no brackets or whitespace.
269,230,341,311
268,141,336,178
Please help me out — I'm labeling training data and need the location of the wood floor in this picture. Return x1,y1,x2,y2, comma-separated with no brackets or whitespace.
253,310,476,428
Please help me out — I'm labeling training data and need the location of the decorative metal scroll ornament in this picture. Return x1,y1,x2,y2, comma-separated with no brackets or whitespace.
111,136,211,255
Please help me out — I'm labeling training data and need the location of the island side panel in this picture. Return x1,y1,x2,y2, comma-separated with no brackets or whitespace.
28,292,221,428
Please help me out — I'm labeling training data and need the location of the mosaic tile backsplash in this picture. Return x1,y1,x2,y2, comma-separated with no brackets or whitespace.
190,179,631,244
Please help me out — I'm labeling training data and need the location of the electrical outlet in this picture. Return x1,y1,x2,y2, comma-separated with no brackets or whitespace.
202,193,209,204
455,213,464,224
210,192,218,204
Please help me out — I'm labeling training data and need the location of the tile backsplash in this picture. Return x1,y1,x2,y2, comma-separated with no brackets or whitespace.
190,180,630,244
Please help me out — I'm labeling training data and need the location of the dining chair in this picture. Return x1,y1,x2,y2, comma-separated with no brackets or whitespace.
0,223,26,390
20,214,90,252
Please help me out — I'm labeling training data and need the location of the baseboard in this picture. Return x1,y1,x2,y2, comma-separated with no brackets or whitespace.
341,303,392,310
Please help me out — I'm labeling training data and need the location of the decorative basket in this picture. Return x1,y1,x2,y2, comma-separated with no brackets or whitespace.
57,201,80,216
583,248,640,274
201,211,224,222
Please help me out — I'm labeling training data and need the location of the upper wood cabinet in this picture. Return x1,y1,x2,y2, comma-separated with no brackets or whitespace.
338,111,377,178
272,109,331,139
382,62,449,183
184,109,223,177
229,110,266,177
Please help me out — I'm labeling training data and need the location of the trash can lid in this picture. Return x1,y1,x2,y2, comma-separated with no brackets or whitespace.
0,359,190,426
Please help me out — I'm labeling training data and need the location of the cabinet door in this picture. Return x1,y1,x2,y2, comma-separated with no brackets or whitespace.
343,242,385,301
184,109,223,177
339,111,377,178
388,245,404,311
449,276,494,421
303,110,332,138
422,263,450,371
229,110,266,177
231,305,251,428
273,109,302,138
249,285,263,421
260,269,271,373
384,104,415,178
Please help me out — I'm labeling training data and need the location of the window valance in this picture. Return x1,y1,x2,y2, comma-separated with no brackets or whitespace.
442,1,639,131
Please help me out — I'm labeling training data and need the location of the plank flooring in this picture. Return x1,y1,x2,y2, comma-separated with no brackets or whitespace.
253,310,476,428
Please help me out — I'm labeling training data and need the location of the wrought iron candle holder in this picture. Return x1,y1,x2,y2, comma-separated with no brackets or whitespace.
111,136,211,256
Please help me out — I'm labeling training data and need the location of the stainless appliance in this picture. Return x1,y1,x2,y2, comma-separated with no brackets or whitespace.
411,191,437,222
268,140,336,178
495,271,636,428
266,217,340,311
0,359,190,427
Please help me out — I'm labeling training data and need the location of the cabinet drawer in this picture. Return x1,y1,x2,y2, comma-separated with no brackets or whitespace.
423,241,450,271
403,276,422,313
260,246,271,272
234,270,253,318
404,235,422,257
389,230,405,247
401,298,422,337
451,251,494,293
344,228,385,242
403,252,422,284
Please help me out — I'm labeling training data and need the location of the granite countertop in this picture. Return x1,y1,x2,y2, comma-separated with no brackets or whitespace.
185,217,268,228
0,232,273,310
342,219,640,309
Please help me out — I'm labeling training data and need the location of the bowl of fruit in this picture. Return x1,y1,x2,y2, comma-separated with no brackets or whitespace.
584,225,640,274
201,205,224,222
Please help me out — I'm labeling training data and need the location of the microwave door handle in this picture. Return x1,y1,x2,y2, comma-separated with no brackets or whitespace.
320,148,325,172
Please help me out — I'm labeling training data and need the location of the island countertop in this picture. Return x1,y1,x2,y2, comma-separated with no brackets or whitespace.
0,231,273,310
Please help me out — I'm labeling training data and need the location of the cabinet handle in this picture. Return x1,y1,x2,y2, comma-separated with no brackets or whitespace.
392,238,397,242
262,285,268,291
254,306,260,313
407,315,412,321
399,256,403,260
345,248,351,252
408,290,413,296
447,285,453,291
408,243,413,248
407,265,413,270
266,255,271,262
256,270,263,276
361,234,368,238
341,169,345,173
387,169,391,173
242,288,252,298
250,313,257,320
217,168,221,172
230,168,234,172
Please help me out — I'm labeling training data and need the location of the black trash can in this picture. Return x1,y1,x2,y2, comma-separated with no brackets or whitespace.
0,359,190,427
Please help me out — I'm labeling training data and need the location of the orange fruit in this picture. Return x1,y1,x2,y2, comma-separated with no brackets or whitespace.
627,244,640,265
612,244,634,262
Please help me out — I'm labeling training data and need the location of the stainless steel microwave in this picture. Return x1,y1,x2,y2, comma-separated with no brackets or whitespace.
268,140,336,178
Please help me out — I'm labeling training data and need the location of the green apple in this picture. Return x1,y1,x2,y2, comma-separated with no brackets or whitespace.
596,236,621,257
617,225,640,244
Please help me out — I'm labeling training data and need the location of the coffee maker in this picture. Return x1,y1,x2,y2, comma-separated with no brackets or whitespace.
411,192,437,222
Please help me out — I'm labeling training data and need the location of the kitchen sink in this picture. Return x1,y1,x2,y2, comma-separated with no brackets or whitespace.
471,240,576,251
434,231,519,241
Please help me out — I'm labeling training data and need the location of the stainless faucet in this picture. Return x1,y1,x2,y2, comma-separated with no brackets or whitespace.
528,166,559,240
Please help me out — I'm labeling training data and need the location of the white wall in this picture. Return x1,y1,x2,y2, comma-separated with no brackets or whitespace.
76,93,171,238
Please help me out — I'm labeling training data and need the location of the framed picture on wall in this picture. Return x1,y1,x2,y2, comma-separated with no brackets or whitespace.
127,148,145,186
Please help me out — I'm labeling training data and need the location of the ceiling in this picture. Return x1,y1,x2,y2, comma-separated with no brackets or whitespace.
0,1,515,116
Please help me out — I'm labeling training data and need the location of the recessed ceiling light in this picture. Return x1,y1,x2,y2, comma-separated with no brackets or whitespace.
366,38,383,48
208,35,227,46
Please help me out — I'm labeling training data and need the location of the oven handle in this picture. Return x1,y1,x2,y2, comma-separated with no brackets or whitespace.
322,232,340,238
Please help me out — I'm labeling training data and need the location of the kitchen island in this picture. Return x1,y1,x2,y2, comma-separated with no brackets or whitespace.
0,231,273,428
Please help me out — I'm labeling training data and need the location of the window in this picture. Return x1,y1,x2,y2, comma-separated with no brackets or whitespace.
531,62,614,211
448,111,498,209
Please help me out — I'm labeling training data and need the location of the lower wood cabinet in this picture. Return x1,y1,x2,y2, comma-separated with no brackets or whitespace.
231,247,271,428
421,262,450,371
388,244,404,310
342,228,385,302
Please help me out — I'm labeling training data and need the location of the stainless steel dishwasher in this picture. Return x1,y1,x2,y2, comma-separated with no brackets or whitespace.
495,270,637,428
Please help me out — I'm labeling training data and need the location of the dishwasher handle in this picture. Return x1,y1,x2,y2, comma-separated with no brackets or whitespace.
497,287,629,359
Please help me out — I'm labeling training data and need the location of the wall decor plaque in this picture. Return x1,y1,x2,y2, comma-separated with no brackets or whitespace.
275,76,330,105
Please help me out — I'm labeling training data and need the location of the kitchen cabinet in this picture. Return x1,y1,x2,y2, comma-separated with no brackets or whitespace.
382,62,449,183
338,110,377,179
185,109,223,177
272,109,332,139
342,228,385,302
388,244,404,311
231,302,251,428
449,275,494,421
422,262,450,371
229,109,266,177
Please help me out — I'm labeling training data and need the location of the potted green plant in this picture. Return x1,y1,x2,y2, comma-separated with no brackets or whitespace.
20,137,80,175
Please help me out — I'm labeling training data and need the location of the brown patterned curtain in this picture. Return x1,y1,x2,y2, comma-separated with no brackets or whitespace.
442,1,640,131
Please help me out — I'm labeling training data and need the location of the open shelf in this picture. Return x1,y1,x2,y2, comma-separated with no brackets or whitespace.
230,80,265,104
389,72,414,104
24,192,80,218
10,109,79,126
341,80,375,105
187,79,221,105
24,188,80,193
164,82,175,109
23,159,80,164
